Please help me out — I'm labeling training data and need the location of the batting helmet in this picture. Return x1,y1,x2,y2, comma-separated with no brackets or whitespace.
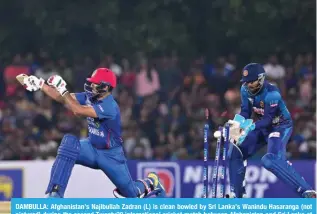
84,68,117,100
87,68,117,88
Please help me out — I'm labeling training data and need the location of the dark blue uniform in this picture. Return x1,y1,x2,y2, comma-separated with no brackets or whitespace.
228,63,314,198
239,81,293,159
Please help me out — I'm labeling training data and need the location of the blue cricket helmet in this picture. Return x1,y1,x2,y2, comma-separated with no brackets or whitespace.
240,63,266,83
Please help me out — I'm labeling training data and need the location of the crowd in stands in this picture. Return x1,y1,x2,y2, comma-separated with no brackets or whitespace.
0,51,315,161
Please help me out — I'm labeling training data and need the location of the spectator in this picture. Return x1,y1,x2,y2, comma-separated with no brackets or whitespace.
4,54,29,96
56,57,73,87
73,56,95,91
100,55,122,77
0,52,315,161
120,58,136,89
34,59,59,101
225,53,237,74
135,58,160,98
263,53,285,82
157,54,182,96
299,73,314,107
0,62,5,99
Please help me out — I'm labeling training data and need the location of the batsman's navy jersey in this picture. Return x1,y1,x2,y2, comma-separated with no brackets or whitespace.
75,92,123,149
240,81,292,130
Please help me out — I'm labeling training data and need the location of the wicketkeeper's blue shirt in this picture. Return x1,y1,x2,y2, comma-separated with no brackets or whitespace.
240,81,293,130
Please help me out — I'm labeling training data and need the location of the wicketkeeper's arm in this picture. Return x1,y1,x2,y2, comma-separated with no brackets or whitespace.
240,86,252,119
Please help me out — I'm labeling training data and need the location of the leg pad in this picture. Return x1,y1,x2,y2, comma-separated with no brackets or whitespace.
228,143,247,198
262,153,312,195
45,134,81,197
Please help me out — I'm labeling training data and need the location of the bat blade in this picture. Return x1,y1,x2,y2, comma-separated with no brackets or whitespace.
16,74,28,85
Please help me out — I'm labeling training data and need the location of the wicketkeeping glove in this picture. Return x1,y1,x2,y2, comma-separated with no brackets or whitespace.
227,114,255,145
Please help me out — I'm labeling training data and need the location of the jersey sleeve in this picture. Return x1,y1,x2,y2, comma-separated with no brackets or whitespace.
254,91,281,129
92,100,117,120
74,92,87,105
239,86,252,119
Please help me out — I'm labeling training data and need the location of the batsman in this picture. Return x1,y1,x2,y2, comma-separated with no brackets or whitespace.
224,63,316,198
17,68,166,198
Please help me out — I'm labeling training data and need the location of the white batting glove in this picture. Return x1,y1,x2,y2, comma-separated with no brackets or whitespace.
47,75,68,96
24,75,45,92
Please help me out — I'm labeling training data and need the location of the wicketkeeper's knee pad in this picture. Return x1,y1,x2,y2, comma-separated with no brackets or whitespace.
45,134,81,197
261,153,276,169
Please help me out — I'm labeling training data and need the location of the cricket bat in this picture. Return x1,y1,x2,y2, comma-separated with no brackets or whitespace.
16,73,28,86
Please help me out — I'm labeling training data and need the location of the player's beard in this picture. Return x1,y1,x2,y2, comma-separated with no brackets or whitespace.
84,82,108,101
84,83,100,101
91,91,103,101
247,81,262,95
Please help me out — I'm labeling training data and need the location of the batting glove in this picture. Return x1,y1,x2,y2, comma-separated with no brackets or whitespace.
47,75,68,96
24,75,45,92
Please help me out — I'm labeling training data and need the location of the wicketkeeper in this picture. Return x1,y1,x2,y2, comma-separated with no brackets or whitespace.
221,63,316,198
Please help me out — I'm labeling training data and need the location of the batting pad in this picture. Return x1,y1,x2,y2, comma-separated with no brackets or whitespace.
228,143,247,198
262,153,312,195
45,134,81,197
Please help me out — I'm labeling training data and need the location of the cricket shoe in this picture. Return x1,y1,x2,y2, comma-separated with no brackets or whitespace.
46,185,62,198
145,172,166,198
46,192,61,198
302,190,316,198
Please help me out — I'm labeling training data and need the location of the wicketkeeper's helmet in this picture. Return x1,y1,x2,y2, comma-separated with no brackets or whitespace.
240,63,266,83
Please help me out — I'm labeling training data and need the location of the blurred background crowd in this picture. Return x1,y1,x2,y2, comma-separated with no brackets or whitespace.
0,51,315,161
0,0,315,161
